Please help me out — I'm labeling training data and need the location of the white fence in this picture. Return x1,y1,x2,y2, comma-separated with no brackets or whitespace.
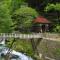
0,33,60,41
0,33,43,39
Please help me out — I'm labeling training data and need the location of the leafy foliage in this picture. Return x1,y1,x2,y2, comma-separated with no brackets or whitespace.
12,6,38,32
45,3,60,12
53,24,60,33
10,0,27,14
0,0,13,33
6,38,34,57
44,4,55,12
45,3,60,33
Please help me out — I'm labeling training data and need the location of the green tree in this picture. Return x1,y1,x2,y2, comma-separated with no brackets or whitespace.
45,3,60,32
12,6,38,33
0,0,13,33
11,0,27,14
45,3,60,12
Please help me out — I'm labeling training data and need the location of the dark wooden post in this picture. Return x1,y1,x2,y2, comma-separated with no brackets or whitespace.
5,38,16,60
30,38,42,60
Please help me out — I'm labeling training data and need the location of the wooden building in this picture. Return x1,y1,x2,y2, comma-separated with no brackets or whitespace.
32,16,51,32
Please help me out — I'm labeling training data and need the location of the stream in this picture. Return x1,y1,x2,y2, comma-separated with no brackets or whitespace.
0,42,33,60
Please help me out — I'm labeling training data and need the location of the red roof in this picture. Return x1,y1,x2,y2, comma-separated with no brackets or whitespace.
33,16,51,23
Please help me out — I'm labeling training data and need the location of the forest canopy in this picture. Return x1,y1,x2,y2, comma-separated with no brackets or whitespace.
0,0,60,33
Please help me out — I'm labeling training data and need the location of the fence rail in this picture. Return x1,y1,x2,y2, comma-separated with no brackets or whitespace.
0,33,60,41
0,33,42,39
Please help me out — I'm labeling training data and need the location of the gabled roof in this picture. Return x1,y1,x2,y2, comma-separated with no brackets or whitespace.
33,16,51,23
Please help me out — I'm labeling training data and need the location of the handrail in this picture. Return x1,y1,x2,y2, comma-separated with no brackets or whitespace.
0,33,60,41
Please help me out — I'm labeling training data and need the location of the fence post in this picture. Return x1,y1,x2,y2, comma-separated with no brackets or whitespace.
30,38,43,60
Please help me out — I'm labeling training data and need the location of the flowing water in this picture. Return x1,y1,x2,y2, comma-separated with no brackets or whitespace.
0,43,33,60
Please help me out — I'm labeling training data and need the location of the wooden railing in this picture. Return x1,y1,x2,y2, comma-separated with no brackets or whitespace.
0,33,60,41
0,33,42,39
